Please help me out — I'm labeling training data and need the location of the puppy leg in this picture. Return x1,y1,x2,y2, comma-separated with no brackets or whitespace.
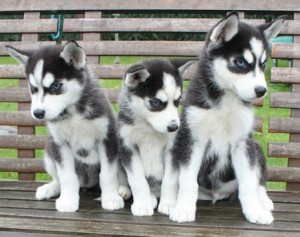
232,141,273,225
258,185,274,211
158,150,179,215
125,154,155,216
99,145,124,211
169,144,205,222
55,145,80,212
36,154,60,200
118,167,131,200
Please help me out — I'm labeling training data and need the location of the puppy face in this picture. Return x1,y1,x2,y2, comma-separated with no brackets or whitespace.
124,59,195,133
6,41,86,121
207,12,285,102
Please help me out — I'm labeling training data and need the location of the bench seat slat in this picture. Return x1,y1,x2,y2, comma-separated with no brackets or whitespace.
269,142,300,158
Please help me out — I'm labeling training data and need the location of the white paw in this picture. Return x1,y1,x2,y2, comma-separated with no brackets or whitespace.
55,195,79,212
158,198,176,215
169,206,196,223
102,194,125,210
36,182,60,200
243,207,274,225
260,196,274,211
118,185,131,200
131,201,154,216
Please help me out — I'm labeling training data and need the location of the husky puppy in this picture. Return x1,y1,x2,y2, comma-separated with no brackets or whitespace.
118,59,195,216
6,41,125,212
159,13,285,225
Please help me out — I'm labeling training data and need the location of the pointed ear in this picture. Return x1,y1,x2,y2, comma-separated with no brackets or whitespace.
209,12,239,46
170,58,197,76
258,16,286,43
124,64,150,88
5,45,30,67
60,40,86,69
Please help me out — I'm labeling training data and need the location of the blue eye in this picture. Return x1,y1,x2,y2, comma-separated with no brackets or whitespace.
150,98,162,108
234,58,248,70
50,82,62,94
174,97,181,107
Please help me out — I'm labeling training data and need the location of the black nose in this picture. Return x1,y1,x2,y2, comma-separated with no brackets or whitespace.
33,109,45,119
167,123,179,132
255,86,267,98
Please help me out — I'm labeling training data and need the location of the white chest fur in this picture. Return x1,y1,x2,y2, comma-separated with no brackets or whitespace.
187,92,254,147
120,119,175,179
48,113,108,164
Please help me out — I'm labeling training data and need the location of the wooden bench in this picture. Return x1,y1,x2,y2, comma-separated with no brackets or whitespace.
0,0,299,236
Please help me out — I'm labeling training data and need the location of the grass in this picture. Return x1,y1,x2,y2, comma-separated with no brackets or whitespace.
0,55,291,190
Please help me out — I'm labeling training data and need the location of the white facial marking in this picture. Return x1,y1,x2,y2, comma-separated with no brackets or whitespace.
261,51,267,64
250,38,264,61
155,90,168,102
243,49,254,64
43,73,55,88
33,59,44,84
29,74,38,88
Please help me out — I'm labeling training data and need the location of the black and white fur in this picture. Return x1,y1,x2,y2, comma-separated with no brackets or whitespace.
158,13,285,225
6,41,126,212
118,59,195,216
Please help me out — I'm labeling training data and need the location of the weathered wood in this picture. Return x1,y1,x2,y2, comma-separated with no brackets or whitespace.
0,135,46,149
268,167,300,183
270,93,300,109
269,118,300,133
271,68,300,84
1,41,203,56
1,0,300,11
269,142,300,158
0,111,44,126
0,158,44,173
272,43,300,59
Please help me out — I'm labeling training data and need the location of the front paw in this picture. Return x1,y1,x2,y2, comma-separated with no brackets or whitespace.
158,198,176,215
102,194,125,210
55,195,79,212
243,207,274,225
36,182,60,200
169,206,196,223
260,195,274,211
131,201,154,216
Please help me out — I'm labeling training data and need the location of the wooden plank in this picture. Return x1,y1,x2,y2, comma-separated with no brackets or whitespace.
0,216,298,237
1,17,298,35
63,18,264,33
0,206,299,233
0,19,56,33
1,0,300,12
268,167,300,183
272,43,300,59
269,118,300,133
271,68,300,84
0,135,46,149
0,111,44,126
269,142,300,158
270,92,300,109
0,18,298,35
0,158,44,173
1,41,203,56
